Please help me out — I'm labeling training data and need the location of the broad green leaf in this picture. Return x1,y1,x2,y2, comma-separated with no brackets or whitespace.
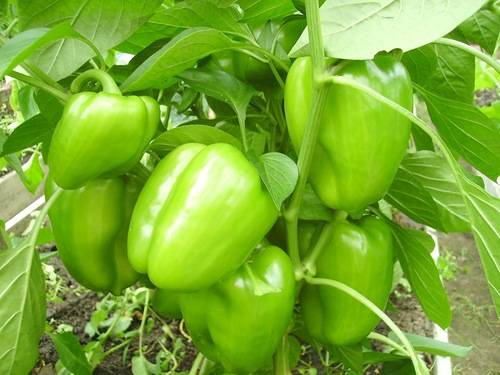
4,153,36,194
428,42,475,103
388,332,472,357
121,28,236,92
48,332,92,375
218,123,268,156
151,1,248,35
17,85,39,121
390,224,452,328
115,22,179,54
411,125,435,151
1,115,55,157
22,154,44,194
18,0,163,80
331,344,363,373
249,152,298,209
1,90,63,157
417,85,500,180
179,67,257,143
461,176,500,315
386,166,445,231
459,9,500,55
390,151,471,232
0,24,80,78
403,38,475,103
299,184,335,221
150,124,242,155
404,153,475,232
239,0,296,23
402,45,438,88
131,355,153,375
0,246,46,375
291,0,483,59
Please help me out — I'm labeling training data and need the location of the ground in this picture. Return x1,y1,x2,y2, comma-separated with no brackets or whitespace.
439,233,500,374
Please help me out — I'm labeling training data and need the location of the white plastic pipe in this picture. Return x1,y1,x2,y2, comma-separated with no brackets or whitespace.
5,195,45,231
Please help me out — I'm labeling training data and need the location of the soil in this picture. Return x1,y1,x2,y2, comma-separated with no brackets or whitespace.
32,250,435,375
438,233,500,375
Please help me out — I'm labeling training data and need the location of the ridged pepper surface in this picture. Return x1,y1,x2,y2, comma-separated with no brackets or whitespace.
284,55,412,216
48,70,159,189
128,143,278,291
180,246,295,373
301,215,394,346
46,176,141,295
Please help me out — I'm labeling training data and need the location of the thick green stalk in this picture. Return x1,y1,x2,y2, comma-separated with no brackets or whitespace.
284,86,329,277
7,71,69,102
284,0,328,277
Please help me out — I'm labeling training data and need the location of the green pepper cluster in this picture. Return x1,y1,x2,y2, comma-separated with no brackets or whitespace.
46,46,412,372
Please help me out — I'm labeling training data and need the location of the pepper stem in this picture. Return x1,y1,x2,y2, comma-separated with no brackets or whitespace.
70,69,121,95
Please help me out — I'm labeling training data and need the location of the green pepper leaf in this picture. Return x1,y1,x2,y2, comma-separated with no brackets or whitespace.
150,124,243,155
48,332,92,375
249,151,298,210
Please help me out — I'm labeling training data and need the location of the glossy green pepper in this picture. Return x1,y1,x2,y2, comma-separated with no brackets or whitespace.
301,215,394,346
285,56,412,216
180,246,295,373
46,175,141,295
48,69,159,189
128,143,278,291
151,289,182,319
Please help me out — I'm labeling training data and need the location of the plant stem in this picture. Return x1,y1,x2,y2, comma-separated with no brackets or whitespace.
70,69,121,94
138,289,150,357
434,37,500,73
304,276,427,375
7,71,69,102
368,332,408,355
189,352,205,375
103,338,132,357
302,222,333,274
28,189,62,248
240,46,290,73
237,113,249,152
22,63,65,91
305,0,325,75
284,85,329,277
0,221,12,249
274,335,291,375
284,0,327,278
3,18,18,37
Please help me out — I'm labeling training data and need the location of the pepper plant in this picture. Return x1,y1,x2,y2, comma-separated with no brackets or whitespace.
0,0,499,374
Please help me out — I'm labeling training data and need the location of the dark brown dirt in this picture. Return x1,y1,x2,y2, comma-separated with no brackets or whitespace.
34,252,434,375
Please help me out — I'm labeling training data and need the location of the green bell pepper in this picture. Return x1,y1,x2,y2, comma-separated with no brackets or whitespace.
284,55,412,216
151,289,182,319
180,246,295,373
46,175,141,295
128,143,278,291
48,69,159,189
301,215,394,346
